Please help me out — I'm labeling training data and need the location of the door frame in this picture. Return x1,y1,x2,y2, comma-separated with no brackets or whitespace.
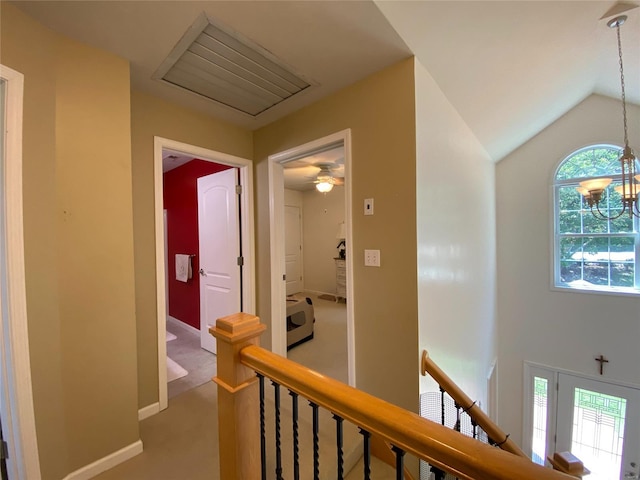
153,136,255,411
0,64,42,478
523,361,640,465
268,129,356,386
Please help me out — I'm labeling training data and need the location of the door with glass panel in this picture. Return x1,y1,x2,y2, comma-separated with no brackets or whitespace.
556,374,640,480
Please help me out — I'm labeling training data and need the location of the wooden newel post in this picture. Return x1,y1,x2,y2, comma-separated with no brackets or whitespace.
210,313,266,480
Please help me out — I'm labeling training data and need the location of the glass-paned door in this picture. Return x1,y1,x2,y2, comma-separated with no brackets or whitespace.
557,374,640,480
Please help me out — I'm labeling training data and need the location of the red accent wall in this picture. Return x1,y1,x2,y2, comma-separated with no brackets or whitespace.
163,159,233,330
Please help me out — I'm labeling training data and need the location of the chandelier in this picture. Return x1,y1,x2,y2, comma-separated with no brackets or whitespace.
577,15,639,219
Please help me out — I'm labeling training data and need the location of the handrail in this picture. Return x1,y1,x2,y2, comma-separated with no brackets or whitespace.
421,350,527,458
241,344,573,480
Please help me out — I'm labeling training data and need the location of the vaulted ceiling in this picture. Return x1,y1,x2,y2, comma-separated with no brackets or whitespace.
12,0,639,162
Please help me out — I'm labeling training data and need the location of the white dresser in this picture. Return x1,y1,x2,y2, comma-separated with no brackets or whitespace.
335,258,346,301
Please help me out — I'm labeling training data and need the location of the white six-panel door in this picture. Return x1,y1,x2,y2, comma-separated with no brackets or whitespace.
197,169,240,354
284,204,302,295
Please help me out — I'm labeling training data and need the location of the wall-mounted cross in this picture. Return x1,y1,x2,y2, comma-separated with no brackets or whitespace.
595,354,609,375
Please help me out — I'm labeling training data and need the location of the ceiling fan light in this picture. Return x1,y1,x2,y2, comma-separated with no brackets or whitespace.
316,181,333,193
316,171,333,183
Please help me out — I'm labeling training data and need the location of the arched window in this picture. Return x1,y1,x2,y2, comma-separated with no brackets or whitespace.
554,145,639,293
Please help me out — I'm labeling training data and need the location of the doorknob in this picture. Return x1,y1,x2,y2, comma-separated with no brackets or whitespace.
199,268,205,276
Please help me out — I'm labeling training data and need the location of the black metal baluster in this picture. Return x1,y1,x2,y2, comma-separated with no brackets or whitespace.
258,374,266,480
471,418,478,440
333,414,344,480
272,381,283,480
310,402,320,480
430,465,446,480
391,445,405,480
290,391,300,480
359,428,371,480
454,402,461,432
440,386,446,426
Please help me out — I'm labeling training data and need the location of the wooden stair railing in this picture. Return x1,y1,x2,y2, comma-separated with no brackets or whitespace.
421,350,526,458
212,313,574,480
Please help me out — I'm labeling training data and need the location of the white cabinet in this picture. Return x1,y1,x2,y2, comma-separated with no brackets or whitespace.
335,258,346,301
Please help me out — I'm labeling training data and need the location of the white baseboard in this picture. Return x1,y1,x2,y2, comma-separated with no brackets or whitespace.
303,289,339,298
167,315,199,337
63,440,143,480
138,402,160,421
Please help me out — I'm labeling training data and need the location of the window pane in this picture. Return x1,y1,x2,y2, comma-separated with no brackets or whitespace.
558,186,583,234
532,377,548,465
556,147,621,180
610,237,635,287
560,260,582,284
559,236,635,288
584,262,610,285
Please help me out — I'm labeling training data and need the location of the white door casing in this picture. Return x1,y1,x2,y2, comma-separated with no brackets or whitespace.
0,64,42,479
284,205,302,295
197,169,240,354
268,129,355,386
153,136,255,412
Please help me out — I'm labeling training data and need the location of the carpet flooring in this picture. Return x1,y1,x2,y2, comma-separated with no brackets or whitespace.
93,296,361,479
287,292,348,383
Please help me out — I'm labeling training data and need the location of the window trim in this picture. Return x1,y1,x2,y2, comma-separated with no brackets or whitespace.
552,144,640,296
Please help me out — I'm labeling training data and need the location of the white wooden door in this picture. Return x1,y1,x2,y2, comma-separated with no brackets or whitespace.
197,169,240,354
284,205,302,295
556,374,640,480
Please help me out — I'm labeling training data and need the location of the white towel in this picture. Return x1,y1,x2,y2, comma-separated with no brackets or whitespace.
175,254,192,282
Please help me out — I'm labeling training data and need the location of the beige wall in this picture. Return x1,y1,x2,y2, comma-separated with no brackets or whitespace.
130,90,253,408
1,3,139,478
254,59,419,412
496,94,640,446
0,5,66,478
302,186,345,295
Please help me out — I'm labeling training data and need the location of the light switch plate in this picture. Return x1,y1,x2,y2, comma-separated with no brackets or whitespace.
364,249,380,267
364,198,374,215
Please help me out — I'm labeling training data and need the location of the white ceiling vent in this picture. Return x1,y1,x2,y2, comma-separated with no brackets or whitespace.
154,13,311,117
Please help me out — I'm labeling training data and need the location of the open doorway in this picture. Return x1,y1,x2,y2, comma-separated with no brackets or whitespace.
153,137,254,412
268,129,355,386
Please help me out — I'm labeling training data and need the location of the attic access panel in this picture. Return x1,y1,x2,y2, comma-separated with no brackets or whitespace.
154,13,312,117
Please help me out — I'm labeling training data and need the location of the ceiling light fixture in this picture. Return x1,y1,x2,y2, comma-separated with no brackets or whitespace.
315,167,335,193
577,15,639,219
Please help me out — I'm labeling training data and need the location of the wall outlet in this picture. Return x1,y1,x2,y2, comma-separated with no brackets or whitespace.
364,198,374,215
364,249,380,267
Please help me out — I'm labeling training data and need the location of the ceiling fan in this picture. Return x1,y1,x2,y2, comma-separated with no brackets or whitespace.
285,162,344,192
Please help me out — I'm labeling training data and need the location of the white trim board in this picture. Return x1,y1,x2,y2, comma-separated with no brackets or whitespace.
166,315,200,337
268,129,356,387
153,136,255,412
0,64,42,479
138,402,160,421
62,440,143,480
